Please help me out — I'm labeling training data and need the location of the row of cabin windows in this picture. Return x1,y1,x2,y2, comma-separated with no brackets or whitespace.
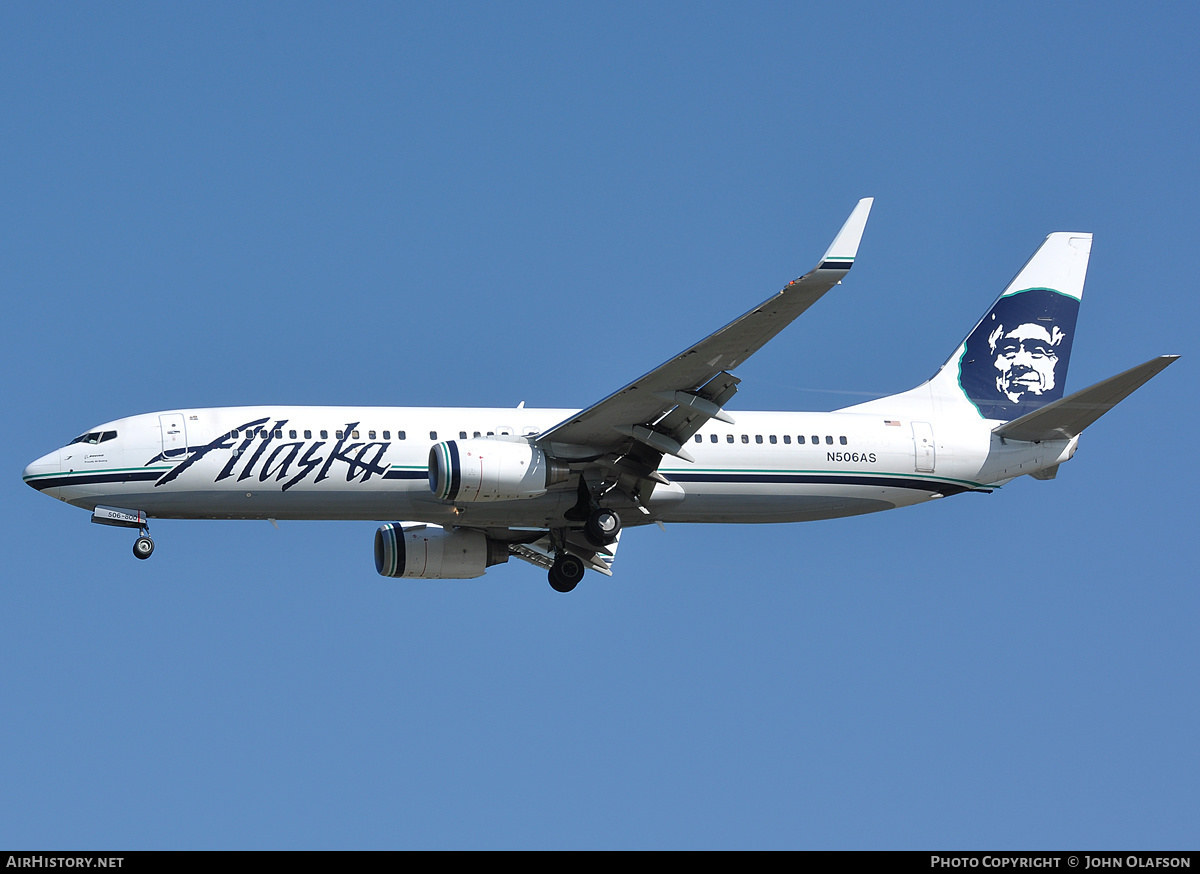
225,429,502,442
228,428,409,441
695,433,848,446
223,428,849,448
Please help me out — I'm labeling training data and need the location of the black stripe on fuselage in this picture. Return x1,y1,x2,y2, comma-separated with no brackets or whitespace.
24,471,163,492
24,467,984,499
667,472,980,496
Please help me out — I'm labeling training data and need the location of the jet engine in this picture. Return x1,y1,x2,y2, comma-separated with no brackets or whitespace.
374,523,508,579
428,439,568,503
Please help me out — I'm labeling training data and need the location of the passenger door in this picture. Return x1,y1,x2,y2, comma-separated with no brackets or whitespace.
160,414,188,459
912,421,935,473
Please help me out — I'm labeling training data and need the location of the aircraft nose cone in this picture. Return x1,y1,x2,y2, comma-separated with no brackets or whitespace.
22,450,61,491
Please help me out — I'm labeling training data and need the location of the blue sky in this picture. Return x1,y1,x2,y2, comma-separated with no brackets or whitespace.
2,3,1197,849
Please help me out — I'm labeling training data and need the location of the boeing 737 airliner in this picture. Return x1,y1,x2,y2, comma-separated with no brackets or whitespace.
22,200,1178,591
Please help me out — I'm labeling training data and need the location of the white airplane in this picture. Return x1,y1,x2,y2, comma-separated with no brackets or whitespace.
23,199,1178,591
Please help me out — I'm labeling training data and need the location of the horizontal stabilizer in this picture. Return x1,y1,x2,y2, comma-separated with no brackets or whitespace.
993,355,1179,442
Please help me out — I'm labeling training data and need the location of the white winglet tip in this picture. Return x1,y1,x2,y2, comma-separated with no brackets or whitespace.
819,197,873,267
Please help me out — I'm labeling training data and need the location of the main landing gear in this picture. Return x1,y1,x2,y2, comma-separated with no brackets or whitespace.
584,507,621,547
546,507,622,593
548,553,586,593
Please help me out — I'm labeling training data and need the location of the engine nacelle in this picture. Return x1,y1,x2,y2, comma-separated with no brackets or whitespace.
428,439,568,503
374,523,508,579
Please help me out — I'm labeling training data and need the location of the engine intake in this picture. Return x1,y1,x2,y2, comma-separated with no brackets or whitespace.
428,439,568,503
374,523,508,579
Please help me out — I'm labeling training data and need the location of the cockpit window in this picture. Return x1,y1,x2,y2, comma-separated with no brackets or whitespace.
70,431,117,445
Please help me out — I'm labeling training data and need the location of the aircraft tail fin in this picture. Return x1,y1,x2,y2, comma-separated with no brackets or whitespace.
926,232,1093,421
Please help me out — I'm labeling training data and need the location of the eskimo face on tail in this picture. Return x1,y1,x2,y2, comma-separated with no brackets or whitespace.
990,321,1063,401
959,288,1080,420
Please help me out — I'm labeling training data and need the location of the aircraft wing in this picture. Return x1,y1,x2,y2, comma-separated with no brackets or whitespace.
537,198,874,464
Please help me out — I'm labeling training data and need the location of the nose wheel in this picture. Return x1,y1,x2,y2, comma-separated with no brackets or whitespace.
133,529,155,560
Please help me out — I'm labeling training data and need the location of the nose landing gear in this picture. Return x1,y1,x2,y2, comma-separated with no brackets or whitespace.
91,506,155,560
133,530,155,560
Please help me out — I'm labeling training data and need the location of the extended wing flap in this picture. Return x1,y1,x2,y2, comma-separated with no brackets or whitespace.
509,530,621,577
653,372,742,446
993,355,1179,442
539,198,874,450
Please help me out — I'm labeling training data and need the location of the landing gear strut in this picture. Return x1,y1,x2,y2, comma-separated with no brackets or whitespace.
548,553,585,593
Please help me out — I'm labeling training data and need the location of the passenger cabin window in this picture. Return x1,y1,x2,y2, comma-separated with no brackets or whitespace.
368,431,376,440
710,434,718,443
460,431,468,439
382,431,390,440
755,435,763,444
825,435,833,445
336,431,344,439
726,435,734,443
694,434,702,443
430,431,437,440
474,431,481,438
741,435,749,444
351,430,360,439
798,436,806,444
398,431,406,440
812,435,819,444
840,436,848,445
769,435,777,444
783,435,791,444
304,430,312,439
289,430,297,439
320,430,328,439
273,429,282,439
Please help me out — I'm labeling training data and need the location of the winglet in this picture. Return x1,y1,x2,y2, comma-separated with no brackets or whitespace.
817,197,874,270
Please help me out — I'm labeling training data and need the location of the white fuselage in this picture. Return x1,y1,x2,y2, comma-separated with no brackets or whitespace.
22,405,1071,528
